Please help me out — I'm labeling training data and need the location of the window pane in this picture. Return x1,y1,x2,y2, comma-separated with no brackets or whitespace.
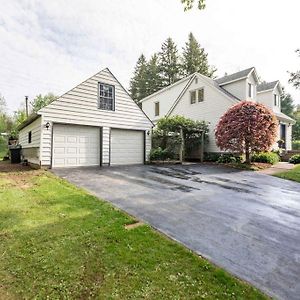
190,91,196,104
248,83,252,97
99,83,114,110
198,88,204,102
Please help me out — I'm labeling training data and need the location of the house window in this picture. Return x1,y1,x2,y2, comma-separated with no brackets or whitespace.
28,131,32,144
190,90,196,104
274,94,277,106
155,102,160,116
98,83,115,110
198,88,204,102
248,83,253,98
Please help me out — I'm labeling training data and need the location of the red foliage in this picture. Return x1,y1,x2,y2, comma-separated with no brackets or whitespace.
215,101,278,162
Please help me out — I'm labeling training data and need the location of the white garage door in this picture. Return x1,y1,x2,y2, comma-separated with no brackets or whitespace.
52,124,100,167
111,129,144,165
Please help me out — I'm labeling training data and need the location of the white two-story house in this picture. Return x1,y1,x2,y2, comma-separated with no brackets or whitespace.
140,67,295,153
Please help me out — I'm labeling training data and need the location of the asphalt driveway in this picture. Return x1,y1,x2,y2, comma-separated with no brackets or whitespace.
53,164,300,300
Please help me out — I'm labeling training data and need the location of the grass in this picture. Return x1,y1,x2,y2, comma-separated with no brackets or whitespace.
274,165,300,183
0,168,268,299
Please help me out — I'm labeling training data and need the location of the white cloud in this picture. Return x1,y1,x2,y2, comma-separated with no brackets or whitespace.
0,0,299,114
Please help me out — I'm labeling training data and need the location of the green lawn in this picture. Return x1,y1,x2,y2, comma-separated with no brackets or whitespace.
0,169,267,299
274,165,300,183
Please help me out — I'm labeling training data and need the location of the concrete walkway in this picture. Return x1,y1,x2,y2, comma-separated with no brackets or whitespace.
258,162,295,175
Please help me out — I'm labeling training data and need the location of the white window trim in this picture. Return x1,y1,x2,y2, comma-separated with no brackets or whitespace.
98,82,115,111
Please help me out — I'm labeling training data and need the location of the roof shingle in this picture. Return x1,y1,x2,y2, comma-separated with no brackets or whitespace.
216,67,254,85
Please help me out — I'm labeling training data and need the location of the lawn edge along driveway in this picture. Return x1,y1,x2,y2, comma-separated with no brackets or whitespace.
0,168,267,299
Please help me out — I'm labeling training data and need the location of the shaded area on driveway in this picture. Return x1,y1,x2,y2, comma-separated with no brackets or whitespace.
53,164,300,300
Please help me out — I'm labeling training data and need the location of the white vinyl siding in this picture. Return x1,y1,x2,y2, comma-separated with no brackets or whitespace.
110,129,144,165
19,117,41,149
171,76,237,152
52,124,100,167
18,117,42,165
38,69,152,166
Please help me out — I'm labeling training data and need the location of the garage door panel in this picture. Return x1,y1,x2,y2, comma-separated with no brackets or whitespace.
53,124,100,167
111,129,144,165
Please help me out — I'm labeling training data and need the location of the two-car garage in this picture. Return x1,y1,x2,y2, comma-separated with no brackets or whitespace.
52,124,145,168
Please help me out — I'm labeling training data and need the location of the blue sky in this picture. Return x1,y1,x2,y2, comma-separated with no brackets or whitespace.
1,0,300,114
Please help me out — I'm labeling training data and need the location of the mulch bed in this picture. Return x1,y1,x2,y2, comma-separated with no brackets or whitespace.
0,160,33,173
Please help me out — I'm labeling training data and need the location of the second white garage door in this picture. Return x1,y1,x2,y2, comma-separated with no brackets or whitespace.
110,129,144,165
52,124,100,167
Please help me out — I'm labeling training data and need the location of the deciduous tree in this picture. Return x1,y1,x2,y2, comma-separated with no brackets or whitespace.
31,93,56,112
281,89,295,118
215,101,278,164
181,0,206,10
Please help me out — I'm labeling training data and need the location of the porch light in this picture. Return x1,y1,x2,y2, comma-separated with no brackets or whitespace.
45,122,51,130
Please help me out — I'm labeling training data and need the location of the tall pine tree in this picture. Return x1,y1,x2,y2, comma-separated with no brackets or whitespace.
182,32,216,77
129,54,148,102
146,54,162,95
159,38,182,86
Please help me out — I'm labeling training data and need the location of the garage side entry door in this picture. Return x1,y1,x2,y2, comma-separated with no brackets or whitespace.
110,129,144,165
52,124,100,167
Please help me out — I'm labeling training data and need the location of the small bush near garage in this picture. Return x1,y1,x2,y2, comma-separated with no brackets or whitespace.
289,154,300,164
204,152,221,162
150,147,174,161
251,152,280,165
217,153,242,164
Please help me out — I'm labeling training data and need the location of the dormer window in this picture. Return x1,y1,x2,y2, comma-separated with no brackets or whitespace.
248,83,253,98
274,94,277,106
98,83,115,111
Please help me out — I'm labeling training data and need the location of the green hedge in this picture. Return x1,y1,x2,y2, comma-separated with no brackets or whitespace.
289,154,300,164
150,147,174,161
292,141,300,150
251,152,280,165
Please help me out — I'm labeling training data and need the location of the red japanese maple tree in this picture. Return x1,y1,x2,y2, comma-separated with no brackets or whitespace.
215,101,278,164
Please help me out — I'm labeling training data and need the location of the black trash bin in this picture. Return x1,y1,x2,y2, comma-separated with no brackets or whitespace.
9,145,22,164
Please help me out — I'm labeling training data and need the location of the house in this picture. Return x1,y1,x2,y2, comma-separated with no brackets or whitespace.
18,68,153,168
140,67,295,153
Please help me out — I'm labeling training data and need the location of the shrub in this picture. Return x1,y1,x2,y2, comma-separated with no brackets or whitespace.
251,152,280,165
150,147,173,161
292,141,300,150
204,152,221,162
217,153,242,164
289,154,300,164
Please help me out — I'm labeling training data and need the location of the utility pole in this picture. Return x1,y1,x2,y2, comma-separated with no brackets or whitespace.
25,96,29,117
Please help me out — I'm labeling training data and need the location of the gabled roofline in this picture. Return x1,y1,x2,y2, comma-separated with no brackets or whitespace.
106,68,154,127
38,67,154,127
166,72,239,117
218,67,259,86
139,73,195,103
257,80,282,94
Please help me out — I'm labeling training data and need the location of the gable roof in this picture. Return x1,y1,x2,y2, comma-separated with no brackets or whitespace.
257,81,279,93
139,73,195,103
166,73,239,116
216,67,255,85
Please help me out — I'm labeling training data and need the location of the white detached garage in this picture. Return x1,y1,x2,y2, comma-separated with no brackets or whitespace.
18,68,153,168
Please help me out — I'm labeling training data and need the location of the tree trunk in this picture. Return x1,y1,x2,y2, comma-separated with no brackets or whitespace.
245,142,251,164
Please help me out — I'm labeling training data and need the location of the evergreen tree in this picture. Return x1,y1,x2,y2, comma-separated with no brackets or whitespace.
182,32,216,77
129,54,148,102
280,89,295,117
146,54,162,95
159,38,182,86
